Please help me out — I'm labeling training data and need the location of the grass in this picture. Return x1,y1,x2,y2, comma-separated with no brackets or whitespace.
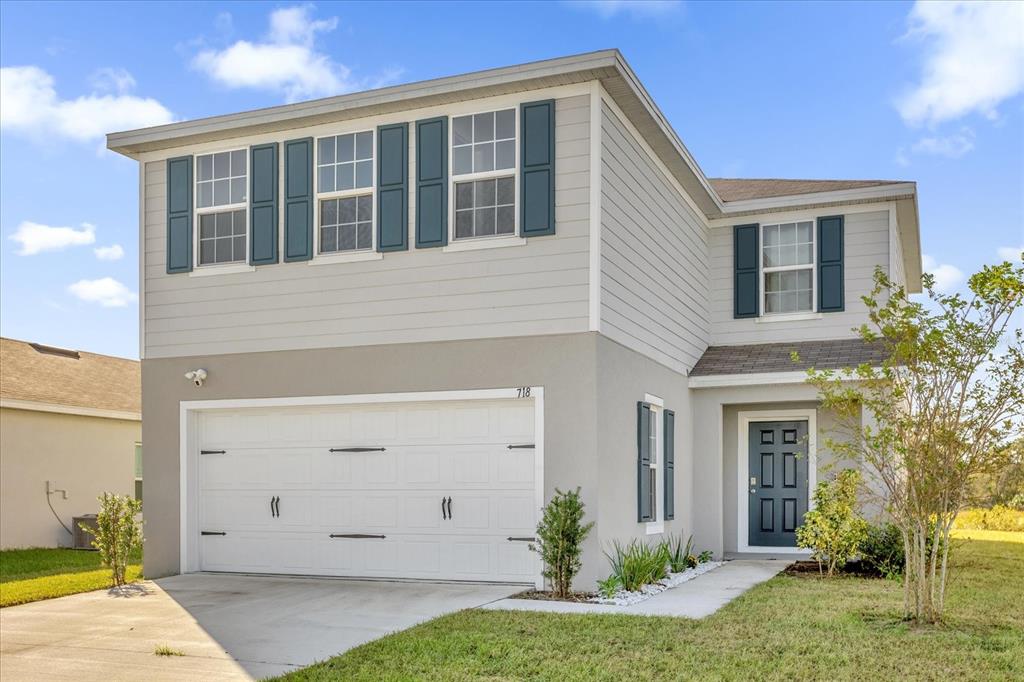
154,644,186,657
277,531,1023,681
0,547,142,608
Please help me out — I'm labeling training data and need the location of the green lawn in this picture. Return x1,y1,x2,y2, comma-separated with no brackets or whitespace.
278,530,1023,681
0,547,142,608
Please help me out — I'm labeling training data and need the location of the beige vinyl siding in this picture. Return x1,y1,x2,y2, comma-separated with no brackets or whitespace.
708,209,891,345
142,95,590,359
599,100,710,375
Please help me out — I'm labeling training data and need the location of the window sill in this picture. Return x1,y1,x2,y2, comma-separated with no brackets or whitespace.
188,263,256,278
308,251,383,266
645,521,665,535
442,236,526,253
755,312,823,324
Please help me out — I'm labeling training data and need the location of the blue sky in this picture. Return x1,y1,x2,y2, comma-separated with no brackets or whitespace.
1,0,1022,359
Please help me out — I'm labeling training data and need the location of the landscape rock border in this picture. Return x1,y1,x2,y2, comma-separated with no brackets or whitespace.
589,561,724,606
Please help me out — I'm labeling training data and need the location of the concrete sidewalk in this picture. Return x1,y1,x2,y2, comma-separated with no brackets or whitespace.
479,559,789,617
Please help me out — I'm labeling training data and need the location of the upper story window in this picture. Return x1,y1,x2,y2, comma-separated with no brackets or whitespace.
762,221,814,314
316,131,375,254
196,149,247,266
452,109,516,239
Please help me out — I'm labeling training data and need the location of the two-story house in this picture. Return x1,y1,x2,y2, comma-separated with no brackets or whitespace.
108,50,921,589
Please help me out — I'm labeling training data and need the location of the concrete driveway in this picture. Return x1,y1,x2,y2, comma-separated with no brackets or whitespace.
0,574,520,681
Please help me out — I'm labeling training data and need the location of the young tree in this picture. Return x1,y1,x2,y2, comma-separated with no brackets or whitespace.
533,487,594,599
84,493,144,587
804,260,1024,623
796,469,869,577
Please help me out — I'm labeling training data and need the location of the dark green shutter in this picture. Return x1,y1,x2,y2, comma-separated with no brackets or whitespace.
520,99,555,237
818,215,845,312
734,223,759,318
415,116,448,248
166,155,192,273
250,143,278,265
664,409,675,521
377,122,408,252
637,401,653,522
283,138,313,261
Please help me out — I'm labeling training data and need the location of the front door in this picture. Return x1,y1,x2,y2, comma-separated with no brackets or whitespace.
748,421,809,547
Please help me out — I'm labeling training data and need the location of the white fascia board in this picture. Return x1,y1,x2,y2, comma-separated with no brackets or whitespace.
688,372,811,389
1,398,141,421
715,183,917,217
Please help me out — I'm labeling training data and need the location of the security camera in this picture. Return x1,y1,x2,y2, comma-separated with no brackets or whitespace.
184,369,207,387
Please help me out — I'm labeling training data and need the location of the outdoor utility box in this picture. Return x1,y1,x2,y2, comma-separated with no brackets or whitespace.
72,514,98,550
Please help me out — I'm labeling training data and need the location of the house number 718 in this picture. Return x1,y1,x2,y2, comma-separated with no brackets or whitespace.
516,387,531,398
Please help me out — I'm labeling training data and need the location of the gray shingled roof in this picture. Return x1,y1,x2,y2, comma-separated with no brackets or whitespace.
708,178,907,202
690,339,887,376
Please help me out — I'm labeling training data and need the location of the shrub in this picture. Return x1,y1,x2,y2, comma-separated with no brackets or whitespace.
604,540,668,591
533,487,594,599
1010,493,1024,511
664,533,695,573
83,493,143,587
596,575,621,599
697,550,714,564
796,469,868,576
953,506,1024,533
859,523,904,579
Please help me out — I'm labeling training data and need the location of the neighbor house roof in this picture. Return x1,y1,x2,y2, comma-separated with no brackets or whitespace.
0,338,140,419
689,338,887,377
709,178,908,203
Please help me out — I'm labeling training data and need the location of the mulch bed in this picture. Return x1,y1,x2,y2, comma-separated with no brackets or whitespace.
511,590,597,603
785,560,883,578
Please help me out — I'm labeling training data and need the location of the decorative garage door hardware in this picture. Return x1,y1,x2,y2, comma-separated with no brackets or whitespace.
329,447,387,452
270,496,280,517
330,533,386,539
201,531,226,536
507,536,536,542
200,449,226,455
441,496,453,520
507,444,535,449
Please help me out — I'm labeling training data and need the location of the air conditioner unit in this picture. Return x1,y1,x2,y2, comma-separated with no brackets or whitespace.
72,514,98,550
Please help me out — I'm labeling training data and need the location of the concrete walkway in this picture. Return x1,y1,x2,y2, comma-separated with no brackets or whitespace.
0,574,519,681
479,560,789,618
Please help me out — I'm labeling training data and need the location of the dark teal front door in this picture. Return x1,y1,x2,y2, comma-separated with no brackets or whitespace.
748,421,809,547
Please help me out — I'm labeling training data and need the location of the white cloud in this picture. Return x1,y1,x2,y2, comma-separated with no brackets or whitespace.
191,5,399,103
997,246,1024,262
9,221,96,255
897,1,1024,126
922,254,965,293
67,277,137,308
567,0,682,19
94,244,125,261
0,65,173,142
911,128,975,158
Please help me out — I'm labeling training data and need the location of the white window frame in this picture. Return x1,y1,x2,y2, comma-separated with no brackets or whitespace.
192,147,253,275
446,106,524,250
759,220,817,318
311,128,382,265
644,393,665,535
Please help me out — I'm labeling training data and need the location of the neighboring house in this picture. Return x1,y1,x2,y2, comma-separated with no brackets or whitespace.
0,338,141,549
107,50,920,588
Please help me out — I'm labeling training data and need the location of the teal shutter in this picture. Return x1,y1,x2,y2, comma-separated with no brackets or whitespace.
250,143,279,265
520,99,555,237
377,122,408,252
283,138,313,261
734,223,759,318
818,215,845,312
664,409,675,521
415,116,448,248
166,156,193,273
637,402,653,522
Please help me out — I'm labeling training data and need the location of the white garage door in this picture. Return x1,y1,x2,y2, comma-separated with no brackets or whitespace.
195,398,540,583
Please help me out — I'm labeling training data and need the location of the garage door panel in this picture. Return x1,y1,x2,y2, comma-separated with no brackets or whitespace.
497,495,537,531
202,492,276,529
402,495,444,529
399,449,442,484
315,494,356,528
312,452,354,485
498,450,535,484
450,496,491,530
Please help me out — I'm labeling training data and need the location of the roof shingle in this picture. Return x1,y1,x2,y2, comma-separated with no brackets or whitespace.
709,178,907,203
0,338,140,415
690,339,887,377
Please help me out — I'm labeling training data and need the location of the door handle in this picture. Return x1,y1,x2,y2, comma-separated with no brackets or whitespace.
441,496,448,520
271,496,275,517
275,496,280,517
446,497,452,520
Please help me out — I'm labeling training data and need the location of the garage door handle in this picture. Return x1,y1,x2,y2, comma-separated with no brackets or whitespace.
446,496,452,520
329,447,386,452
201,531,227,536
507,536,536,542
329,533,386,539
200,449,226,455
507,444,535,449
441,496,447,520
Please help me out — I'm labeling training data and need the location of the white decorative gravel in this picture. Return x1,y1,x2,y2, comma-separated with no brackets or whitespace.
589,561,724,606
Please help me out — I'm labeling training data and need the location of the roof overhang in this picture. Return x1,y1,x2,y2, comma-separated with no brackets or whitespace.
1,398,141,421
107,49,723,216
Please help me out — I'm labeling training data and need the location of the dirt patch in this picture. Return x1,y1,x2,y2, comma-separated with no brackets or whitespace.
784,560,887,578
511,590,596,603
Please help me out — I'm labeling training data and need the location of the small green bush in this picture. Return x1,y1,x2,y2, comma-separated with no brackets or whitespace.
533,487,594,599
954,506,1024,532
83,493,143,587
697,550,713,564
859,523,904,579
604,540,668,591
596,575,621,599
796,469,868,576
664,533,695,573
